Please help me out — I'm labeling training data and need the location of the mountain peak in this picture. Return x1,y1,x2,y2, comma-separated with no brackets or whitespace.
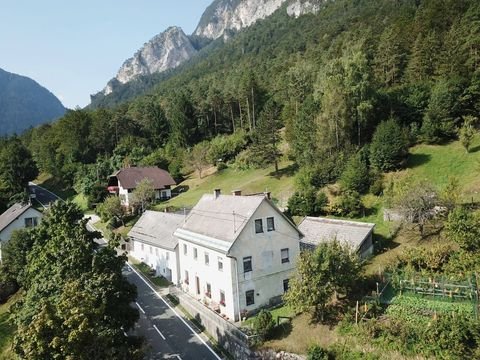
194,0,288,39
102,26,196,95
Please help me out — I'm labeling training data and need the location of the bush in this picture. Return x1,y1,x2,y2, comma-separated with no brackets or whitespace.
253,309,275,339
339,151,371,194
207,130,249,164
216,161,228,171
332,191,363,217
287,189,328,216
307,345,331,360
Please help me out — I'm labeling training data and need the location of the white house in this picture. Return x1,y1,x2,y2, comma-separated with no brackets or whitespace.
128,210,184,283
298,217,375,259
107,167,176,206
0,203,42,261
174,190,303,321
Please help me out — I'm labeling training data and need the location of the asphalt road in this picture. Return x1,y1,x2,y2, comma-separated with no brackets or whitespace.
85,218,220,360
124,265,221,360
28,182,61,208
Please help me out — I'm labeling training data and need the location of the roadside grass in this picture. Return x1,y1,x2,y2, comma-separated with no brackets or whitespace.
130,260,171,288
0,293,21,359
153,160,296,211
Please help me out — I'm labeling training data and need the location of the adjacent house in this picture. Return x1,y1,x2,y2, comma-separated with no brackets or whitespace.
298,217,375,259
0,203,42,261
174,189,303,321
128,210,184,283
107,167,176,206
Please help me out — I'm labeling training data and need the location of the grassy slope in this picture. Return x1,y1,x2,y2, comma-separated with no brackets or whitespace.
154,161,296,211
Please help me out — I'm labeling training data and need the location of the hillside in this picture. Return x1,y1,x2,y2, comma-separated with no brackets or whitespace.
154,161,296,211
0,68,65,135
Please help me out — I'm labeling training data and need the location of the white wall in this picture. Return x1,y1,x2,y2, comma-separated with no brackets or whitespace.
178,240,236,320
129,240,179,284
229,201,301,318
0,207,42,261
118,181,130,206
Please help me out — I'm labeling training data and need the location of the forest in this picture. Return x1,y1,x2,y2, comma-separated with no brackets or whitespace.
1,0,477,214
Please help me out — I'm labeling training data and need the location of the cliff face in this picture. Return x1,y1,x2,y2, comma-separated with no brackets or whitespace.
96,0,325,99
194,0,288,39
103,26,197,95
0,68,65,135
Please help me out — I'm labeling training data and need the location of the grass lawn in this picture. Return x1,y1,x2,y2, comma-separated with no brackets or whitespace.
0,293,20,359
402,135,480,203
154,160,296,211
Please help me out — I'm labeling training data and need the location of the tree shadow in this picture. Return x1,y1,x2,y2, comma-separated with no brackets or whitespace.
269,321,293,340
406,153,431,168
172,185,189,197
468,144,480,153
268,163,298,179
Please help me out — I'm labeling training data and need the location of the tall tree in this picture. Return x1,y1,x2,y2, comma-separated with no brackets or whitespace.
250,99,282,173
12,201,141,359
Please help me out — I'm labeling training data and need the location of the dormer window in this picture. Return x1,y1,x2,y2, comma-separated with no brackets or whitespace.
254,219,263,233
267,217,275,231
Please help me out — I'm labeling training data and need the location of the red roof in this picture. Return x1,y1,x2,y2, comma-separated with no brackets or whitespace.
111,167,176,190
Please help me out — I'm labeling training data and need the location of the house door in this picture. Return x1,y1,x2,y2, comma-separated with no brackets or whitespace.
195,276,200,295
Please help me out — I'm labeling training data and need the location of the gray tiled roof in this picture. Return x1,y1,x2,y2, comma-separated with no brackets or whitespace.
0,203,37,233
178,194,266,243
128,211,184,250
298,217,375,251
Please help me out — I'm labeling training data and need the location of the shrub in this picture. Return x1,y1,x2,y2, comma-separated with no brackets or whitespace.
340,151,371,194
287,189,328,217
332,191,363,217
307,345,330,360
253,309,275,339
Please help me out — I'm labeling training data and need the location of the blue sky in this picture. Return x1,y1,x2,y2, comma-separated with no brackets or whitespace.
0,0,213,108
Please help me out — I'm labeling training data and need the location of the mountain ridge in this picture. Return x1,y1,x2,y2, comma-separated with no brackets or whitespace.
0,68,66,136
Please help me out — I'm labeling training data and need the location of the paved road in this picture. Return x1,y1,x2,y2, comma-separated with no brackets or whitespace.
28,182,62,208
124,265,221,360
86,218,220,360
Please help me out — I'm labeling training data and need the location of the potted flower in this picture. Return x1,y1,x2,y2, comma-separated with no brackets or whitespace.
220,299,225,307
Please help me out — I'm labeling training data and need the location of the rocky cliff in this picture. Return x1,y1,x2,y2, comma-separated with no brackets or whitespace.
194,0,288,39
0,68,66,135
102,26,197,95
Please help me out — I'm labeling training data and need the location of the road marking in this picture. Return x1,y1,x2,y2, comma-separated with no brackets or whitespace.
127,264,222,360
135,302,146,314
153,324,166,340
29,182,63,201
176,355,182,360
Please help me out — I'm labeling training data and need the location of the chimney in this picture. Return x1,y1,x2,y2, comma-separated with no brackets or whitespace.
264,191,271,200
214,189,221,199
232,190,242,196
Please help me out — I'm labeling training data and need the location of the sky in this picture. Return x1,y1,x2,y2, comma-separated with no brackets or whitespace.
0,0,213,108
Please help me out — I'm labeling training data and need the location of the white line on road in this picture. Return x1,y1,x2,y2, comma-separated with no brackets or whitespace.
127,264,222,360
153,324,166,340
135,302,146,314
176,355,182,360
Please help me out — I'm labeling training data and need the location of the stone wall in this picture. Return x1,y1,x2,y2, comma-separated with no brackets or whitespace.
170,286,256,360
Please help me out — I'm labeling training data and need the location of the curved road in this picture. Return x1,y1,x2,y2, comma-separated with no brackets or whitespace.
28,182,62,208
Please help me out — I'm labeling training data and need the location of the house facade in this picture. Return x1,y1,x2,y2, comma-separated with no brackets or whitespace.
298,217,375,259
0,203,42,261
107,167,176,206
128,211,184,283
174,190,302,321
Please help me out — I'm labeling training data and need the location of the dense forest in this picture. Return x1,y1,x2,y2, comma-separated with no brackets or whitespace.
1,0,480,211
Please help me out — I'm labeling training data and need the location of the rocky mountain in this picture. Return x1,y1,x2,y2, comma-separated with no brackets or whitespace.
194,0,287,39
95,0,323,100
102,26,197,95
0,68,65,135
